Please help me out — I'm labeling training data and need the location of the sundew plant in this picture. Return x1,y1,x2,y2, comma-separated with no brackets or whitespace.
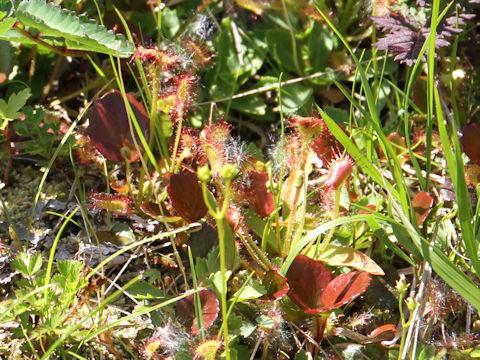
1,0,480,359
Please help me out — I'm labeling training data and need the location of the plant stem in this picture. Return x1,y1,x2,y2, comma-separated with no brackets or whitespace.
283,169,304,256
13,26,84,57
200,179,231,359
1,128,13,184
216,213,230,359
237,233,272,271
318,186,342,255
170,116,183,173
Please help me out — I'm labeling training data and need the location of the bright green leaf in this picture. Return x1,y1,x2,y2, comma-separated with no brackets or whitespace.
0,87,31,129
11,252,42,277
15,0,133,57
232,284,266,302
0,17,15,36
128,280,165,299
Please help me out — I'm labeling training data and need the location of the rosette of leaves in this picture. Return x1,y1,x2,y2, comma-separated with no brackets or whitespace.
285,254,372,343
372,4,474,66
0,0,133,57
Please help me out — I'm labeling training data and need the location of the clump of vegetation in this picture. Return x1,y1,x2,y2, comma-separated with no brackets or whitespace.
1,0,480,359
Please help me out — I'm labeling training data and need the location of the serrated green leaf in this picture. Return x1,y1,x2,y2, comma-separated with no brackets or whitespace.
15,0,133,57
0,17,15,36
56,260,82,283
256,314,275,329
11,252,42,277
232,284,266,302
0,87,31,129
28,253,42,275
239,321,256,338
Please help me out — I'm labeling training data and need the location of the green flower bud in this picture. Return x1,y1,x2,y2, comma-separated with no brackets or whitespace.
294,170,304,188
197,165,212,183
396,274,408,297
405,297,417,312
220,163,238,181
266,180,278,193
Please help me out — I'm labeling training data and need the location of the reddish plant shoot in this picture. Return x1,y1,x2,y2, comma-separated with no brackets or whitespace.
242,171,274,218
175,289,219,335
133,45,179,69
368,324,397,343
88,192,133,216
183,38,215,67
286,254,332,311
325,158,353,191
169,73,198,121
288,116,345,165
167,172,208,222
286,255,371,313
260,267,290,301
286,255,372,342
87,90,150,163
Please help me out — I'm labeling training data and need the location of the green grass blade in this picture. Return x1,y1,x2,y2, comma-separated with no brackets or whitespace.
316,7,410,216
434,87,479,274
424,0,441,191
318,107,399,200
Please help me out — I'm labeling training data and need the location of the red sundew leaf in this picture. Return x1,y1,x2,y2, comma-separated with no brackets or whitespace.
133,46,179,69
200,121,232,173
167,172,207,222
225,204,244,232
260,267,290,301
368,324,397,343
305,271,371,314
461,123,480,167
183,38,215,67
87,90,150,163
289,116,324,144
286,255,332,311
312,119,345,165
175,289,219,335
73,134,105,167
412,191,434,226
170,73,198,121
177,127,203,166
110,179,129,194
324,158,353,190
243,171,274,218
289,116,345,165
88,192,132,216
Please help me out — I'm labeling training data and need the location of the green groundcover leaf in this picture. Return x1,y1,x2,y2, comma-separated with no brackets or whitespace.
14,0,133,57
0,87,31,130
